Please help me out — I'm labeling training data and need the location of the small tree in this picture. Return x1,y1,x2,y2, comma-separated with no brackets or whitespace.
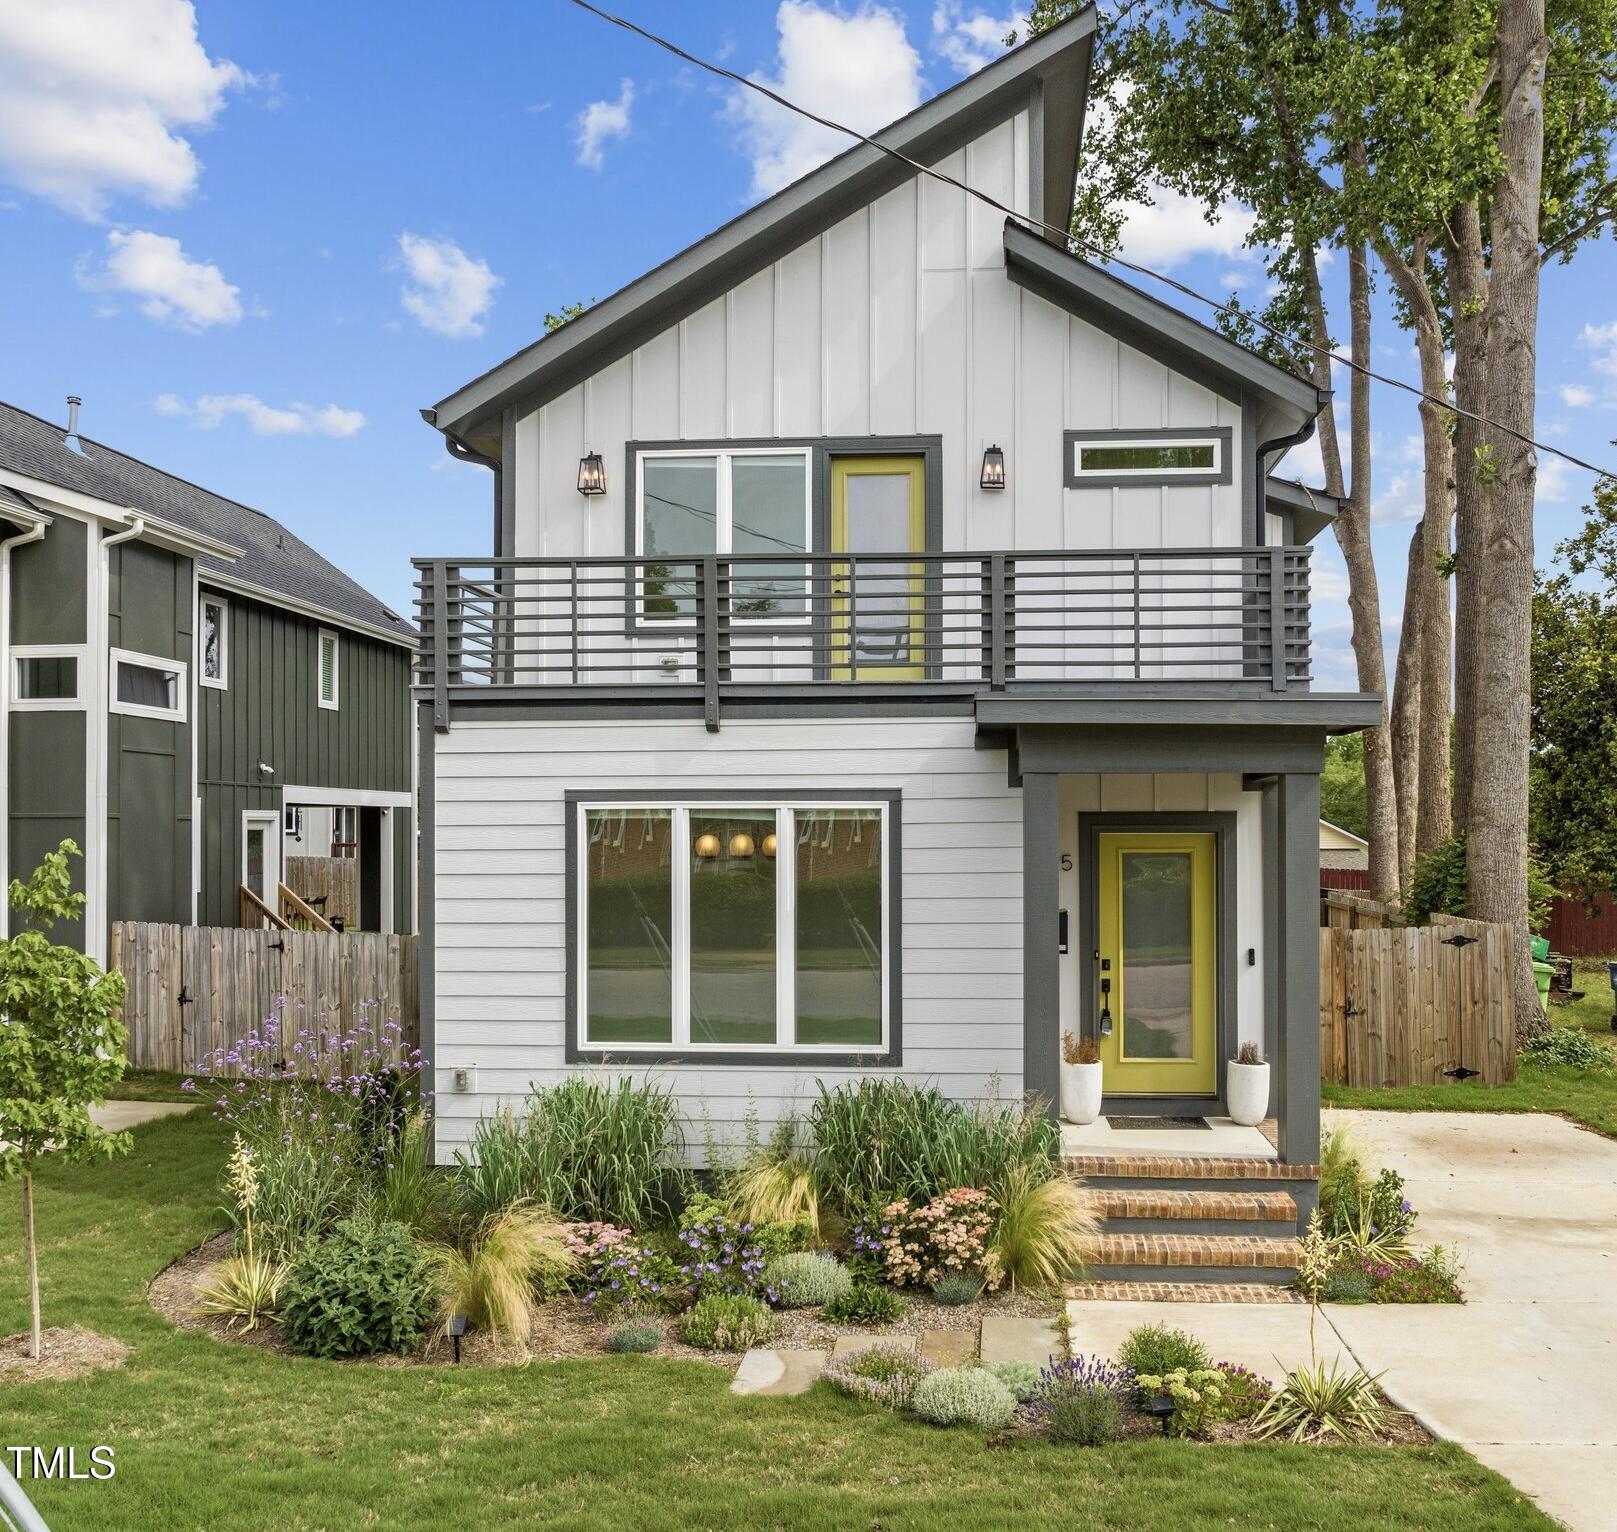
0,841,130,1358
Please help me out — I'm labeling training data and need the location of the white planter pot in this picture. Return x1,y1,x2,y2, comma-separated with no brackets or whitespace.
1061,1061,1104,1125
1226,1060,1271,1127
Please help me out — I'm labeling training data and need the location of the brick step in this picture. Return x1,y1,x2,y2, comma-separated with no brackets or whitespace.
1097,1187,1297,1236
1066,1280,1306,1304
1067,1154,1320,1183
1079,1233,1301,1279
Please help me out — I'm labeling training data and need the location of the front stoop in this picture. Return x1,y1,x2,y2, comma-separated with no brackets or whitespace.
1065,1280,1305,1304
1079,1232,1301,1286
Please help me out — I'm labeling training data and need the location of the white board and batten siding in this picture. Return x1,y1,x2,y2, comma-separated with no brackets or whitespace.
510,109,1248,564
430,715,1025,1162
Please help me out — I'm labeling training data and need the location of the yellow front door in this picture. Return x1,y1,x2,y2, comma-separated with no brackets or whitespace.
1097,832,1218,1096
829,456,926,680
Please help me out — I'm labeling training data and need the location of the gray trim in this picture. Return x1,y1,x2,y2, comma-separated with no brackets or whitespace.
1027,80,1046,227
1265,475,1339,544
499,409,517,559
1077,812,1238,1110
417,700,436,1137
1003,223,1324,421
1275,769,1322,1164
430,12,1099,437
978,693,1382,731
563,787,903,1068
1022,771,1061,1113
1016,722,1335,777
1062,426,1233,489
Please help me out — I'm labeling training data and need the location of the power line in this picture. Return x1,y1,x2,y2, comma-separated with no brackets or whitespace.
565,0,1615,484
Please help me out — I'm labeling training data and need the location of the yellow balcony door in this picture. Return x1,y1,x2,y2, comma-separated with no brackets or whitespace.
829,456,926,680
1097,832,1217,1096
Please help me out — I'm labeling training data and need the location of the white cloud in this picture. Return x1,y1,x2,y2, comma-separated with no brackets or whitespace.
931,3,1017,75
84,229,243,330
1371,469,1424,524
733,2,922,198
0,0,244,219
574,79,635,171
1536,453,1573,506
155,393,365,437
1560,383,1595,408
1581,320,1617,376
396,232,501,338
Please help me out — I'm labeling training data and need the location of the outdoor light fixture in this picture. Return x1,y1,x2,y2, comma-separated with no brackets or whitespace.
761,832,778,858
980,444,1006,490
1144,1393,1176,1435
447,1312,468,1363
577,450,607,496
693,832,721,859
729,832,755,859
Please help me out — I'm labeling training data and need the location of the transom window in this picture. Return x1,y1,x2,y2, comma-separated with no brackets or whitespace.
1064,429,1230,486
577,800,891,1053
109,647,186,722
635,448,810,621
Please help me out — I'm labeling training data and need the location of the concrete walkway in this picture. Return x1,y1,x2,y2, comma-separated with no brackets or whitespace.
91,1101,196,1131
1067,1109,1617,1531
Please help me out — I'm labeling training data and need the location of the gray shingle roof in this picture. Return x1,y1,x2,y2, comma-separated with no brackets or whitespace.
0,400,414,643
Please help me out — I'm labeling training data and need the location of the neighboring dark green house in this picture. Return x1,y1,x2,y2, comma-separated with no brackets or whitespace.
0,398,416,959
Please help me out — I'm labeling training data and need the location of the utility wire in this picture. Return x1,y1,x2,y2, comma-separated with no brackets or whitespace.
566,0,1615,483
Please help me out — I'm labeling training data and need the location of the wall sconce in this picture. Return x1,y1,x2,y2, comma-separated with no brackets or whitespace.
728,832,756,859
577,450,606,496
980,445,1006,491
693,832,721,859
761,832,778,859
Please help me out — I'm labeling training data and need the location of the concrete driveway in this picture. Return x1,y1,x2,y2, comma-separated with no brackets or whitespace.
1325,1110,1617,1532
1067,1109,1617,1531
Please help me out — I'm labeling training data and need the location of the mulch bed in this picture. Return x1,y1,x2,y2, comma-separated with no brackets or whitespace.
0,1326,132,1382
771,1284,1061,1352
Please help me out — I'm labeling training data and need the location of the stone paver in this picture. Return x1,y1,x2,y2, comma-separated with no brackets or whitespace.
731,1348,827,1396
830,1332,915,1359
917,1328,975,1367
978,1314,1062,1366
1066,1296,1353,1377
91,1101,196,1131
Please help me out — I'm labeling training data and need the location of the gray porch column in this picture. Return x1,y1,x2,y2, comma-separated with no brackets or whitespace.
1274,769,1321,1165
1022,770,1060,1112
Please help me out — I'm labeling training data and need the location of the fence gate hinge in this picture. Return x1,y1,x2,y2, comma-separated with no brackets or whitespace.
178,986,193,1007
267,937,286,952
1440,934,1477,948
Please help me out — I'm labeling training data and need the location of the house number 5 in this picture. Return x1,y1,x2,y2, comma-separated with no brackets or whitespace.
1060,854,1072,871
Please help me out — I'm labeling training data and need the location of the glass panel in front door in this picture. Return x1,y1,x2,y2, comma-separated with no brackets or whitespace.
1120,852,1193,1061
831,457,924,678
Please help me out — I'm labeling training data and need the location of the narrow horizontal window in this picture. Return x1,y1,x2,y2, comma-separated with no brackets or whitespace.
108,647,186,722
577,799,892,1056
13,653,79,702
1064,430,1230,486
1080,442,1215,473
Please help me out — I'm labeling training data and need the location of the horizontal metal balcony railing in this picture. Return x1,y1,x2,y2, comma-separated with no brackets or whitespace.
413,547,1311,728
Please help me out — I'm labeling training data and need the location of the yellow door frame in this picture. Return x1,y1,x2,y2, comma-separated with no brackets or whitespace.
1096,831,1218,1096
828,456,926,681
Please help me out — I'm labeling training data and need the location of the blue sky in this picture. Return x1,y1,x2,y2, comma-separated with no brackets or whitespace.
1,1,1612,687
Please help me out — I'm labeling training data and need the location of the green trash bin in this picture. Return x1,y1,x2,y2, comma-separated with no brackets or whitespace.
1531,934,1550,962
1534,959,1553,1007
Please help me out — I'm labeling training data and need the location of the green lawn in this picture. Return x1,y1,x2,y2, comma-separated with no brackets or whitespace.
103,1068,194,1103
1324,962,1617,1137
0,1112,1554,1531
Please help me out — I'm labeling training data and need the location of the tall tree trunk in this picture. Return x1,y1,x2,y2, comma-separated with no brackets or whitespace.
1416,514,1454,856
1448,205,1489,834
24,1172,40,1361
1470,0,1550,1035
1390,523,1425,884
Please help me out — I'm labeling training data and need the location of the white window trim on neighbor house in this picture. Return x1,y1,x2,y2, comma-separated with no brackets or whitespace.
633,446,813,626
573,797,893,1057
200,594,228,690
317,627,340,710
8,643,87,712
108,646,187,723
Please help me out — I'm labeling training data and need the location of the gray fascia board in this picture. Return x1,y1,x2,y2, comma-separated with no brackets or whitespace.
1265,475,1339,543
1002,223,1325,422
431,9,1099,438
975,692,1383,731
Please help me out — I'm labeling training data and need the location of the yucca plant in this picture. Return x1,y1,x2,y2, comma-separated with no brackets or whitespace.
1252,1358,1388,1443
194,1134,288,1331
427,1200,574,1345
990,1163,1100,1289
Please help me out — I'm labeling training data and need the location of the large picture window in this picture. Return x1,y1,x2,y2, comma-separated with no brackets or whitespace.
636,448,810,621
576,799,891,1054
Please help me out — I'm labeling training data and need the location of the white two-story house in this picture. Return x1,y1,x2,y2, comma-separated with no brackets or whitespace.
411,9,1373,1251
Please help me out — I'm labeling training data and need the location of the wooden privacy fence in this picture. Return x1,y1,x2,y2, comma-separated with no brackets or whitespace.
285,855,360,929
109,921,418,1075
1319,903,1515,1086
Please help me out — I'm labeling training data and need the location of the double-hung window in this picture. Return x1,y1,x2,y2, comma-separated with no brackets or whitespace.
635,448,811,621
575,798,893,1055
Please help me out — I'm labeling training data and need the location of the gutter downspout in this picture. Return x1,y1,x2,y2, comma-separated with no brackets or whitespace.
1256,409,1323,546
89,516,145,962
0,518,48,939
420,408,503,555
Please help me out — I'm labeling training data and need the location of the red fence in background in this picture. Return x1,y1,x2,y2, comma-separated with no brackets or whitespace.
1319,867,1617,957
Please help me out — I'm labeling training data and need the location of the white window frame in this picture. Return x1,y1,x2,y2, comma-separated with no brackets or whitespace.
199,595,229,690
241,809,281,903
634,447,813,626
9,644,86,712
575,800,890,1055
1069,435,1224,481
317,627,340,710
283,803,304,840
108,646,188,722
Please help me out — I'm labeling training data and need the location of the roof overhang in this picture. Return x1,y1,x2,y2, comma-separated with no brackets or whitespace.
1002,222,1326,437
428,8,1098,445
977,690,1382,735
199,568,418,651
1265,475,1339,543
0,470,244,561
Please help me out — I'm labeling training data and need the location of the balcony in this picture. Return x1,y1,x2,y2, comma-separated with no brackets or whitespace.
413,546,1312,730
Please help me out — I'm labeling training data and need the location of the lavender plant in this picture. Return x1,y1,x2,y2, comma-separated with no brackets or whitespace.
1026,1355,1138,1445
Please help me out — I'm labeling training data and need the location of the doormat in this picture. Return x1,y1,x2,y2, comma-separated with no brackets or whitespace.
1105,1116,1210,1130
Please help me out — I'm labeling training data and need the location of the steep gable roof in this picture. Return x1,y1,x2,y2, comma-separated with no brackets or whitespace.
428,7,1099,444
0,401,414,645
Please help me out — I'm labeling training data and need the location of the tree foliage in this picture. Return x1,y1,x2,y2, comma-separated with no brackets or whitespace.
1321,734,1369,840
